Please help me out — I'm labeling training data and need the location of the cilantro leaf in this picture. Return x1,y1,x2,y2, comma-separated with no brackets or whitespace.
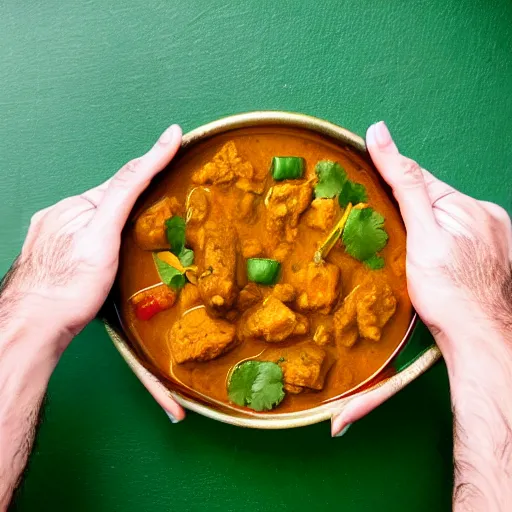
314,161,347,198
179,247,195,267
165,216,186,256
364,255,385,270
339,180,368,208
228,361,285,412
342,207,388,262
153,253,186,290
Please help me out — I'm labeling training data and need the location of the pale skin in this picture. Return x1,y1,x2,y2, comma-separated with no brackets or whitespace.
0,122,511,510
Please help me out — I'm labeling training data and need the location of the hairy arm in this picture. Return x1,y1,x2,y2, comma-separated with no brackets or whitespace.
0,270,71,509
332,121,512,510
0,124,185,510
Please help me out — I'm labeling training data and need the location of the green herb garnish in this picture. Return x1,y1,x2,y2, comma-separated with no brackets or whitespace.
342,208,388,263
314,161,347,198
339,180,367,208
165,216,185,256
228,361,285,412
364,255,385,270
179,247,195,267
165,216,195,267
153,253,187,290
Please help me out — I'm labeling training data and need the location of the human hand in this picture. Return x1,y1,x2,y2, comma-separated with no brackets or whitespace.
331,121,512,436
2,125,182,341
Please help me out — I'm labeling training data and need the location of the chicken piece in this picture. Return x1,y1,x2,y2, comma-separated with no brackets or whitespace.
134,197,181,250
240,297,299,343
237,282,264,311
238,193,258,222
272,243,293,262
357,282,397,341
272,283,296,303
130,284,178,321
198,223,238,316
241,238,264,259
293,262,341,313
279,344,329,394
186,187,210,226
265,181,313,247
334,276,397,347
179,284,202,313
304,198,337,231
313,324,333,346
292,313,309,336
192,141,254,186
169,307,237,363
236,178,265,195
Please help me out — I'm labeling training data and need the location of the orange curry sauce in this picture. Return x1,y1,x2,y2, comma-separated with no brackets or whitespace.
118,127,412,413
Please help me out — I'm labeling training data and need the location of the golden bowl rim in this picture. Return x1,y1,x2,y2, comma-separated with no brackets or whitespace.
105,110,441,429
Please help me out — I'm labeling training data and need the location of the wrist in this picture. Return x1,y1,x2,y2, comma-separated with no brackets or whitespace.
0,289,74,358
434,312,512,394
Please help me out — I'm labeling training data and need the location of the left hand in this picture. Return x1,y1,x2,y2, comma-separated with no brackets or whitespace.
1,124,185,420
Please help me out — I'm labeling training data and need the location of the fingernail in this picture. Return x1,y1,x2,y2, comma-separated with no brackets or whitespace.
159,124,179,145
373,121,392,149
165,410,181,424
333,423,352,438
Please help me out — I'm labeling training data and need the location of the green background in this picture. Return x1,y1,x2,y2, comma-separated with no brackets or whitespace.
2,1,511,510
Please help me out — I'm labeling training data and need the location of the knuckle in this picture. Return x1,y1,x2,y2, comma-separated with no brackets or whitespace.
114,158,142,187
399,158,422,181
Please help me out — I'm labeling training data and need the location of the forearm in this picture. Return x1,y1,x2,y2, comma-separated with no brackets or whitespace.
438,324,512,511
0,302,71,510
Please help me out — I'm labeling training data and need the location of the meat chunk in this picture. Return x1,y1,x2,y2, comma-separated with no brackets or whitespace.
197,223,238,316
240,297,305,343
192,141,254,186
237,282,264,311
293,262,341,313
279,344,329,394
313,324,333,346
334,276,397,347
186,187,210,226
134,197,181,250
265,181,312,247
241,238,264,259
272,283,296,303
238,193,258,222
169,307,237,363
179,284,202,313
304,198,337,231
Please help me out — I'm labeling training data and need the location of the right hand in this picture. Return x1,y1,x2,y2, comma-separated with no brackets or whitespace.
331,121,512,436
366,121,512,367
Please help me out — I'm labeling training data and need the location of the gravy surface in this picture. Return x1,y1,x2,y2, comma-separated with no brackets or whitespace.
118,127,412,413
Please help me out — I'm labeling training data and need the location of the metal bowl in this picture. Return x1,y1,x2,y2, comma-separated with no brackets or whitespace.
103,111,441,429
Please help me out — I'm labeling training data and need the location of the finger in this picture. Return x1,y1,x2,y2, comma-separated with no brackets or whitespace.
331,377,403,437
420,169,457,205
22,206,55,256
79,178,113,208
366,122,437,236
92,124,182,237
479,200,512,259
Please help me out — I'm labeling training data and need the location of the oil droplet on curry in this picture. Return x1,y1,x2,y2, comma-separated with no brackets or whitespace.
118,127,412,414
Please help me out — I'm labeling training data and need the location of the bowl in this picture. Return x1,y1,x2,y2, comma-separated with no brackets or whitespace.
102,111,441,429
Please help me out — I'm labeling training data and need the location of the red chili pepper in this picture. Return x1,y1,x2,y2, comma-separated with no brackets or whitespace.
134,296,165,321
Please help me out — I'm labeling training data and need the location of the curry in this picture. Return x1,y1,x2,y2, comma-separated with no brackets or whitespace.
118,127,412,414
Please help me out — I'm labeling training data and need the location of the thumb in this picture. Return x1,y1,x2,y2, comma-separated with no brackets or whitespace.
92,124,182,238
366,122,437,241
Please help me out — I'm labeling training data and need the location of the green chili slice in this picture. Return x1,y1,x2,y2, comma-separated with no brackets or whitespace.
270,157,305,181
247,258,281,285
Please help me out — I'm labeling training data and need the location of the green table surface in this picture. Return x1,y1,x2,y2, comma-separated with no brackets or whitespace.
2,1,511,510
